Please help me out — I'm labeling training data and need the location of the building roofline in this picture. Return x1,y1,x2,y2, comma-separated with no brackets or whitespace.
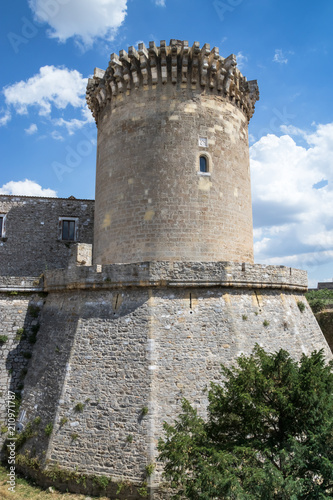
0,194,95,202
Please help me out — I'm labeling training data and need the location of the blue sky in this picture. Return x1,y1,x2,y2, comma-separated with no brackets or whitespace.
0,0,332,286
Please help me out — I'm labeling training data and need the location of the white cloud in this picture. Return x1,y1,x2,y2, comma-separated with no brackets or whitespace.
250,123,333,279
273,49,288,64
155,0,166,6
51,130,64,141
280,124,306,137
28,0,127,46
0,110,11,126
236,51,248,71
0,179,57,197
25,123,38,135
4,65,87,116
54,106,95,135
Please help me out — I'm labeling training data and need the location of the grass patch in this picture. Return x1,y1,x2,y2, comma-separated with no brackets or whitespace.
0,464,109,499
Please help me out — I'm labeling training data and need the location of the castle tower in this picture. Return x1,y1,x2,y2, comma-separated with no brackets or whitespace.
3,40,330,499
87,40,259,264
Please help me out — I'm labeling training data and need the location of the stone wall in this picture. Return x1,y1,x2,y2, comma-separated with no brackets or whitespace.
43,261,308,292
0,291,45,445
0,195,94,276
89,40,259,266
8,262,330,495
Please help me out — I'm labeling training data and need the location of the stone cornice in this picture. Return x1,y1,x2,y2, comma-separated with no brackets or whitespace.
86,39,259,124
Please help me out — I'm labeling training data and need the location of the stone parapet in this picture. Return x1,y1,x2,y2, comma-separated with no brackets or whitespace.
0,276,43,292
44,261,308,292
86,39,259,123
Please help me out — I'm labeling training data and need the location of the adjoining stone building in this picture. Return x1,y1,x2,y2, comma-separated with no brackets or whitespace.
0,40,331,498
0,195,94,277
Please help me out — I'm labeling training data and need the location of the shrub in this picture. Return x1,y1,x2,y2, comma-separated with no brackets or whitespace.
297,300,306,312
145,463,155,476
141,406,149,416
158,346,333,499
44,423,53,436
0,335,8,344
306,288,333,313
74,402,84,412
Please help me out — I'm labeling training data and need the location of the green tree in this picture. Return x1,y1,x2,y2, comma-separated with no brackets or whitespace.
158,346,333,499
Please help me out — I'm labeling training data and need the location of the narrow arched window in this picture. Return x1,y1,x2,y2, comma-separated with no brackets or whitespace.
200,155,208,173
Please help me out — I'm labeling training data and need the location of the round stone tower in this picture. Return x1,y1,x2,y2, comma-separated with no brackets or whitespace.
87,40,259,265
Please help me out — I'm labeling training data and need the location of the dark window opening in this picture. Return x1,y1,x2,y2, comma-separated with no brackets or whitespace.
62,220,75,241
0,217,3,237
200,156,208,173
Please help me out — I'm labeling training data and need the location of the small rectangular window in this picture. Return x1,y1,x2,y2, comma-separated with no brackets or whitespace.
62,220,76,241
58,217,79,242
0,214,6,238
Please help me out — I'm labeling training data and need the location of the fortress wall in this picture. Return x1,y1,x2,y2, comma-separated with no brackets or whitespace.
12,263,331,487
17,288,152,481
43,261,308,292
0,196,94,277
0,291,44,446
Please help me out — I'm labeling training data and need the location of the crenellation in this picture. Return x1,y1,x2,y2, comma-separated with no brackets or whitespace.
86,40,259,124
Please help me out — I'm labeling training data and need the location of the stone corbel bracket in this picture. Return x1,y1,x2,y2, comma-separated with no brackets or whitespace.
86,39,259,124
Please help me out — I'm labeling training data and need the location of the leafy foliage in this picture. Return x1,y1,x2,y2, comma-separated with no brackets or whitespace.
306,288,333,313
158,346,333,499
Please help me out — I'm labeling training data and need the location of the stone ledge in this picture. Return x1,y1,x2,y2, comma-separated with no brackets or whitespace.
43,261,308,292
0,276,44,292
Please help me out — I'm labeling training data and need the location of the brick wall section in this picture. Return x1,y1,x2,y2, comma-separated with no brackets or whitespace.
0,196,94,276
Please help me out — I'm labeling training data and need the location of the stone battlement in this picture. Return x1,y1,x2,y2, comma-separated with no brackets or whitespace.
43,261,308,292
86,39,259,123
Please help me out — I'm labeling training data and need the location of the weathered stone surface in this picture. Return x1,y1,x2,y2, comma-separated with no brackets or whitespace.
43,261,308,292
10,276,331,491
0,196,94,276
91,41,258,266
